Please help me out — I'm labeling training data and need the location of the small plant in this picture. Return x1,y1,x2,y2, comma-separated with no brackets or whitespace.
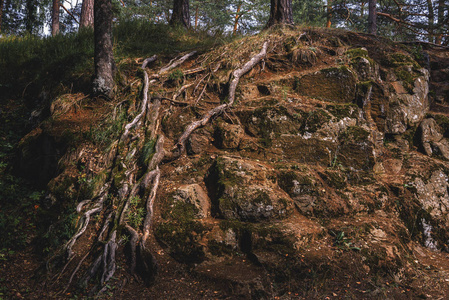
168,69,184,83
126,196,145,229
331,231,361,251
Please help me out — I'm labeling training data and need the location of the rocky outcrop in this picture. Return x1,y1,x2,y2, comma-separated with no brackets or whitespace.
419,118,449,160
206,156,294,221
172,184,211,218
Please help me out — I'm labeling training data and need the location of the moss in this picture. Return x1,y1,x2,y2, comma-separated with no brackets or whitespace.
388,53,420,69
300,109,331,134
278,170,316,197
320,170,347,189
345,48,368,59
207,240,236,257
341,126,370,143
156,197,205,264
326,103,359,120
395,67,417,93
432,114,449,138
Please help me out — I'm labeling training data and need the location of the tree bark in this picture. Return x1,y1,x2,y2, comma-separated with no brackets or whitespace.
0,0,4,33
80,0,94,28
368,0,377,35
326,0,332,28
25,0,37,33
233,2,242,35
51,0,59,36
267,0,293,27
93,0,115,97
427,0,435,43
170,0,190,28
435,0,444,44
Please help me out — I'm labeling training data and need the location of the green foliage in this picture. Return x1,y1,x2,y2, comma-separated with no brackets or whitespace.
126,196,145,229
0,29,94,99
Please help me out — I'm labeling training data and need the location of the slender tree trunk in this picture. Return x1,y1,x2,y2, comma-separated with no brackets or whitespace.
51,0,59,36
427,0,435,43
233,3,242,35
267,0,293,27
435,0,444,44
80,0,94,28
326,0,332,27
25,0,37,33
0,0,4,33
93,0,115,97
170,0,190,28
368,0,377,35
194,5,198,29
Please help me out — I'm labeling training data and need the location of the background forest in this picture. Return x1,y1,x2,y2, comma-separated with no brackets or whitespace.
0,0,448,44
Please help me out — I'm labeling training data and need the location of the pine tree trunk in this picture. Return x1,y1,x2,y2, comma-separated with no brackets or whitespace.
267,0,293,27
368,0,377,35
427,0,435,43
51,0,59,36
170,0,190,28
0,0,4,33
435,0,444,44
326,0,332,27
233,3,242,35
80,0,94,28
93,0,115,97
25,0,37,33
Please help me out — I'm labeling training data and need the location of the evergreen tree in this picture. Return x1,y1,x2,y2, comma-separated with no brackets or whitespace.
267,0,293,27
93,0,116,97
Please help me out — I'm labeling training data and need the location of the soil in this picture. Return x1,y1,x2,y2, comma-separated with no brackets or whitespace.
2,28,449,299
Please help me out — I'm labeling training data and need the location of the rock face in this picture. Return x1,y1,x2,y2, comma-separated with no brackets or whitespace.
206,156,294,221
413,170,449,220
385,69,430,134
214,122,244,149
419,118,449,160
295,67,357,103
172,184,211,218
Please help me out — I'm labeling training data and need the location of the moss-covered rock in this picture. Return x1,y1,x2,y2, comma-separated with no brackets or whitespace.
205,156,294,221
295,66,357,103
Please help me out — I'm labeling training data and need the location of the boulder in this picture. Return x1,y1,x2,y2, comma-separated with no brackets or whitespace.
214,122,244,149
385,69,429,134
413,170,449,220
419,118,449,160
172,184,211,218
206,156,294,221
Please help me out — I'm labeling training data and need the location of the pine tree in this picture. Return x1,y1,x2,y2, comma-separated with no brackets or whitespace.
267,0,293,27
93,0,116,97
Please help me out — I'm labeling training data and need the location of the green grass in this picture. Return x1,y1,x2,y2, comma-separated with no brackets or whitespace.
0,20,231,100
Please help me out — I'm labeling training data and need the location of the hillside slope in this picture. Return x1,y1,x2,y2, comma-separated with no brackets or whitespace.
2,27,449,299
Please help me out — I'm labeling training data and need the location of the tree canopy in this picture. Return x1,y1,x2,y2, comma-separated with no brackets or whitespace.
0,0,447,44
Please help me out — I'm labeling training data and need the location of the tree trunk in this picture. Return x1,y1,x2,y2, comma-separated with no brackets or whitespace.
267,0,293,27
93,0,115,97
194,5,198,29
51,0,59,36
368,0,377,35
0,0,4,33
233,2,242,35
435,0,444,44
326,0,332,27
170,0,190,28
25,0,37,33
427,0,435,43
80,0,94,28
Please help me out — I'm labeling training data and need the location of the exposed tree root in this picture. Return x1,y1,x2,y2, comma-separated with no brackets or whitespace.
58,42,269,295
172,41,269,157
